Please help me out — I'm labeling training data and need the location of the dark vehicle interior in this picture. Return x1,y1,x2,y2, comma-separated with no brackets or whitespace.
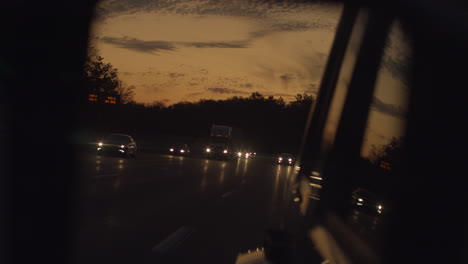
2,0,468,264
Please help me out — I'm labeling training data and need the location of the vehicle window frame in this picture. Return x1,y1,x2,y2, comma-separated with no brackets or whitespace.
298,3,398,264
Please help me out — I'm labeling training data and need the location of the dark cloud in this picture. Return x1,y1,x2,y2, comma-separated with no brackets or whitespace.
242,83,253,88
206,87,249,95
140,83,162,93
303,83,319,94
101,36,248,53
371,97,406,118
95,0,339,35
280,73,294,81
381,56,410,85
168,72,185,78
101,37,175,53
187,41,247,49
271,21,315,32
248,20,326,39
187,92,204,97
97,0,303,20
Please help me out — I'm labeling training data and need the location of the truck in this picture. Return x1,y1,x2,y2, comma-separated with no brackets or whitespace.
205,125,236,160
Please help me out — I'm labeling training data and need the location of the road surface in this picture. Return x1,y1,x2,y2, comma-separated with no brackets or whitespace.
72,152,297,264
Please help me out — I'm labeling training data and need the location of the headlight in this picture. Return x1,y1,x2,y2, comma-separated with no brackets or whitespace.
288,158,292,162
223,150,228,153
279,157,283,161
120,145,125,148
98,142,103,146
206,148,211,152
180,149,185,153
170,148,174,152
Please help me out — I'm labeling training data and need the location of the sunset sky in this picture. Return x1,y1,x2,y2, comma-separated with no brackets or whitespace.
89,0,410,155
90,0,342,105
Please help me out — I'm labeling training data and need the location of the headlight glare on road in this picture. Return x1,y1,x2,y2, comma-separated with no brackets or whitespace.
206,148,211,152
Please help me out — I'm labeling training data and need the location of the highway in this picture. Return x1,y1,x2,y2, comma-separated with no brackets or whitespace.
72,151,297,264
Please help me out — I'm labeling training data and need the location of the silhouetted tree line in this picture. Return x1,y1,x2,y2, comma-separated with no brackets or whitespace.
78,92,314,154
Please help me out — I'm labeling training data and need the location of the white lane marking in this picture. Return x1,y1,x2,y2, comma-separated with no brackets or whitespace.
152,226,194,253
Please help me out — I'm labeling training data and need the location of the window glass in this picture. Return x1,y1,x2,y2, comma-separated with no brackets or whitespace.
75,1,343,262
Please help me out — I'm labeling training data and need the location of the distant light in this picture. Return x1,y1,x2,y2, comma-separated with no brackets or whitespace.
119,150,125,153
378,205,382,210
98,142,103,146
279,157,283,161
238,152,242,157
170,148,174,152
97,147,101,151
293,197,300,202
206,148,211,152
223,150,228,153
120,145,125,148
357,202,363,206
245,153,249,158
358,198,363,202
180,149,185,153
312,171,320,176
254,152,256,155
288,158,292,162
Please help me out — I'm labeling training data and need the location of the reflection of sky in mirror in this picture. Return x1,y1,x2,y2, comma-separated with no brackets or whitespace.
362,20,411,157
90,0,342,104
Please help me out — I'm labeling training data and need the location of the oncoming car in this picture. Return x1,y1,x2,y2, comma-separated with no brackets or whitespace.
237,151,255,159
278,153,293,165
169,143,190,156
97,134,137,158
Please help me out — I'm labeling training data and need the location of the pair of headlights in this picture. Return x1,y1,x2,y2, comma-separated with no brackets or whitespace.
98,142,125,148
206,148,228,153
